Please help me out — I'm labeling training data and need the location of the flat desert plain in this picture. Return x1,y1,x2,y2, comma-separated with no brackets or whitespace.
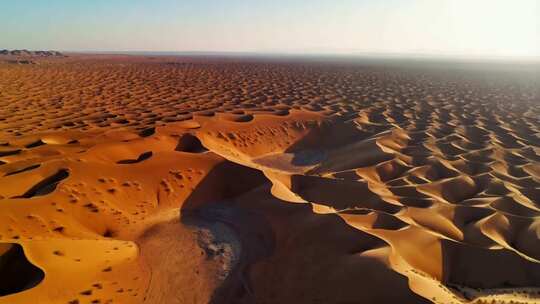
0,55,539,304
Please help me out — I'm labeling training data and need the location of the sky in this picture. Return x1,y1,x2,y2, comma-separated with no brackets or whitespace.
1,0,538,58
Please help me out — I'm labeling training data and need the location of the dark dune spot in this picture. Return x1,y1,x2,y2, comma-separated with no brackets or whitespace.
15,169,69,198
52,227,65,233
102,266,112,272
139,127,155,137
102,229,115,238
83,203,99,213
5,164,41,176
113,118,129,124
0,149,21,157
272,109,290,116
25,140,45,149
117,151,153,164
92,283,103,289
221,114,254,122
232,114,253,122
175,134,207,153
193,110,215,117
0,243,45,296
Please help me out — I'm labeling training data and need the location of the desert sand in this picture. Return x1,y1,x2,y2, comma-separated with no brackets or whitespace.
0,54,538,304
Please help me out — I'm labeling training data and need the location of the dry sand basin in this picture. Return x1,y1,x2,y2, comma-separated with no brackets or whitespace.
0,55,539,304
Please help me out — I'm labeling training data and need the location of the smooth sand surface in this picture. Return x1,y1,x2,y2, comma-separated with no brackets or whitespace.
0,55,539,304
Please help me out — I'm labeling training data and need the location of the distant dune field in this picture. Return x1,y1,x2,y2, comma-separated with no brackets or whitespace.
0,55,539,304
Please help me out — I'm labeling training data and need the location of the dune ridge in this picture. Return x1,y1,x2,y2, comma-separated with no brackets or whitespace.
0,55,539,304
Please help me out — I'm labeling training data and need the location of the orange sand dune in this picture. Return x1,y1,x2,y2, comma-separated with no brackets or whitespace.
0,55,539,304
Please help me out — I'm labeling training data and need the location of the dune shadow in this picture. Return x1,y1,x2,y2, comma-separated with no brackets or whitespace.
0,243,44,296
14,169,69,198
175,134,208,153
178,160,272,303
441,239,540,290
117,151,153,164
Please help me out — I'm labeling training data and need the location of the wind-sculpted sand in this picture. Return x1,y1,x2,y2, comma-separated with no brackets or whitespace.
0,55,538,304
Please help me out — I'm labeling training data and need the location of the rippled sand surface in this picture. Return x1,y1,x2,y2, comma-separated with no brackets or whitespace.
0,55,539,304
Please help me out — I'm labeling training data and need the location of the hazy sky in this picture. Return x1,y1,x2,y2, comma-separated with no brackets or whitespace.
1,0,538,57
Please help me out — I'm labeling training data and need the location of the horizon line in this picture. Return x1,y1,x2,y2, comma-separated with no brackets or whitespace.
61,50,540,63
4,48,538,63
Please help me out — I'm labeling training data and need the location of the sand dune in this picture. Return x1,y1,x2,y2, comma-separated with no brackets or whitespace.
0,55,539,303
